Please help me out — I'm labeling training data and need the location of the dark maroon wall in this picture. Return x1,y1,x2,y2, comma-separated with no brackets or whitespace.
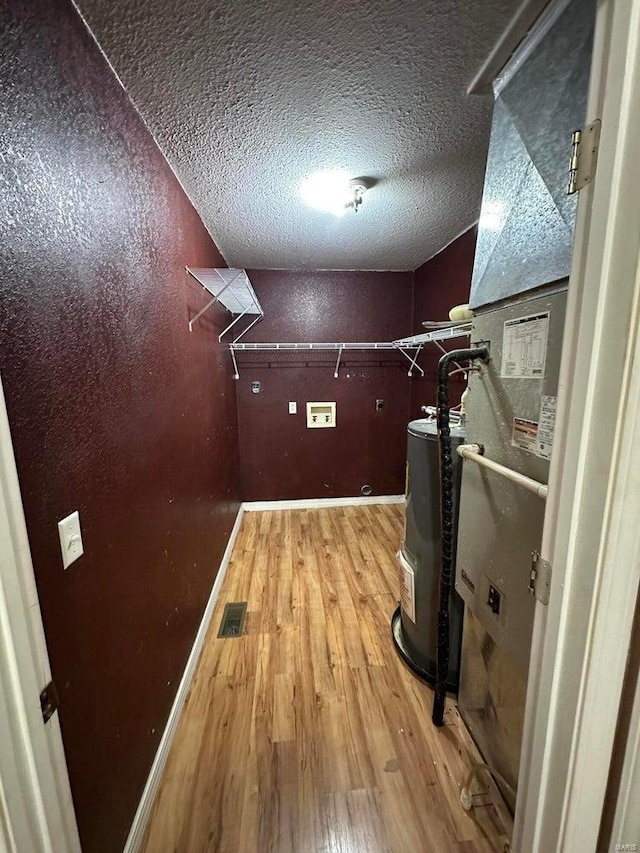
237,270,414,500
0,2,240,851
409,227,478,417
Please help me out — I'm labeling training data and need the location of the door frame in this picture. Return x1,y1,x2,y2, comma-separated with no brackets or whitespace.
1,1,639,849
0,374,80,852
514,0,640,848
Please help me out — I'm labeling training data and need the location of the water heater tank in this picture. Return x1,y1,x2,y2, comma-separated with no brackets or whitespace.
392,417,466,691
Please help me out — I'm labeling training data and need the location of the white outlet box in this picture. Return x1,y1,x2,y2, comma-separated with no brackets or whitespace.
58,511,84,570
289,402,297,414
306,402,336,428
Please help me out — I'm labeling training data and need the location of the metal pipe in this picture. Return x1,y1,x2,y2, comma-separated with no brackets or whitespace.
432,346,491,728
457,444,548,500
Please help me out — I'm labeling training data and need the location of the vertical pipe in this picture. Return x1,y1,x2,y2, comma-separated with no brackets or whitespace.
432,346,490,727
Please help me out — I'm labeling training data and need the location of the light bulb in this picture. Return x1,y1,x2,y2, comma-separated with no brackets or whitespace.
300,170,358,216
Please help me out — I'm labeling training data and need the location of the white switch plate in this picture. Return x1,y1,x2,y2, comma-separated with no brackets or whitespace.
289,402,297,414
58,511,84,570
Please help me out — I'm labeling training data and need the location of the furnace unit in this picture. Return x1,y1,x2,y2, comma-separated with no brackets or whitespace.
453,0,595,812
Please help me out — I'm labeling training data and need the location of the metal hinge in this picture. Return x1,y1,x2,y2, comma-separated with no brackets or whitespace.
529,551,551,605
40,680,60,724
567,119,601,195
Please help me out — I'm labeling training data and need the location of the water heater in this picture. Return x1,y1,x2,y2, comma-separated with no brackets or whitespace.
392,414,466,690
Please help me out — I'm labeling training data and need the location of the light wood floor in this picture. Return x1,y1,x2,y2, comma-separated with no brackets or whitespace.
142,504,511,852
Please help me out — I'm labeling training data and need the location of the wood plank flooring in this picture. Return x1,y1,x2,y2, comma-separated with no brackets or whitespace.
142,504,512,852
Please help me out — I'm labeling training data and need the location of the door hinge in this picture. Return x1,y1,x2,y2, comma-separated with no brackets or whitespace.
567,119,601,195
40,680,60,724
529,551,551,605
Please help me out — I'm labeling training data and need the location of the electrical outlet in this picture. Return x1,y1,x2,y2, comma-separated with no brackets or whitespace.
487,584,501,615
289,402,297,414
376,399,384,410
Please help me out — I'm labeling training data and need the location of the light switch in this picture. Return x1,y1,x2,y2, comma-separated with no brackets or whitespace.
58,511,84,570
289,402,297,414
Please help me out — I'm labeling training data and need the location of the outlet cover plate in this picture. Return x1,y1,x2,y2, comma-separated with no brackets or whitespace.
306,402,336,428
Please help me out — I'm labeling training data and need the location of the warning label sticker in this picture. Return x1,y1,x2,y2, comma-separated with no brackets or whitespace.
398,551,416,623
501,311,550,379
511,418,540,454
511,397,557,459
536,395,557,460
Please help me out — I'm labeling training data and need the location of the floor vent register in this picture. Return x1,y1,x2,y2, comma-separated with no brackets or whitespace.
217,601,247,638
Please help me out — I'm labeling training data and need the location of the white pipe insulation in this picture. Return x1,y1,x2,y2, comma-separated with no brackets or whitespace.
457,444,548,500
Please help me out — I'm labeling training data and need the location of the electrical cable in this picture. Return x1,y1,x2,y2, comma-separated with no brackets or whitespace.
459,762,516,811
432,346,490,727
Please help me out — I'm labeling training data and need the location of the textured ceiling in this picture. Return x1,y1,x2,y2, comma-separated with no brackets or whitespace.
77,0,517,270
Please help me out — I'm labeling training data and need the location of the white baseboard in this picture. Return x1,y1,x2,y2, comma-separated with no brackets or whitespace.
242,494,405,512
123,504,245,853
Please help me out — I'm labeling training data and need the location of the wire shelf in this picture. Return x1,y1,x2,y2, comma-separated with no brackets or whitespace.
186,268,264,340
393,323,473,347
227,324,474,379
230,341,399,351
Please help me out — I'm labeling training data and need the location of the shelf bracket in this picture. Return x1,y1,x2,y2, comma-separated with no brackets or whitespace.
230,346,240,380
396,345,424,377
433,338,464,372
233,313,262,344
218,303,252,342
187,269,242,332
334,345,344,378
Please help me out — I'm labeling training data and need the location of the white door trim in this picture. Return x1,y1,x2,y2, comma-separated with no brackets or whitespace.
514,0,640,849
0,375,81,853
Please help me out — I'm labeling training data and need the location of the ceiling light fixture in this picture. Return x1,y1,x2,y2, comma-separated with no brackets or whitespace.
300,170,371,216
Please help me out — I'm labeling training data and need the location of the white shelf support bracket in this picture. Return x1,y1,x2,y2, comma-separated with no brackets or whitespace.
230,346,239,380
396,345,424,377
433,338,465,372
218,303,252,342
334,345,344,378
233,313,262,344
188,286,229,332
186,268,240,332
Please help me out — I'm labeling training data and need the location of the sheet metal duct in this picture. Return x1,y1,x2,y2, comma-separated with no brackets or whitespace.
469,0,595,310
